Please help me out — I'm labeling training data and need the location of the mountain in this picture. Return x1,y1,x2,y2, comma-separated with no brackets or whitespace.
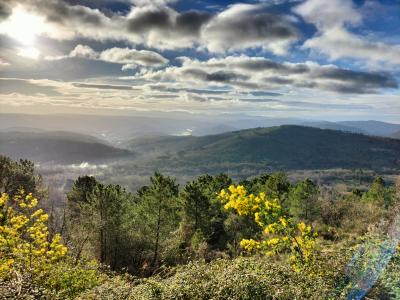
0,131,133,164
126,126,400,171
338,121,400,137
300,121,366,134
191,124,238,136
392,130,400,139
0,113,301,142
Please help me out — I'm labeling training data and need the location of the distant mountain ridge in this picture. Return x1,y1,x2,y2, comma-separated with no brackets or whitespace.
126,125,400,171
0,131,133,164
300,120,400,137
337,120,400,137
392,130,400,139
0,113,399,141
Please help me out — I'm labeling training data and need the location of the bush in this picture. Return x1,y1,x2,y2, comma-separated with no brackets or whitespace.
0,192,104,299
81,251,350,300
44,260,106,299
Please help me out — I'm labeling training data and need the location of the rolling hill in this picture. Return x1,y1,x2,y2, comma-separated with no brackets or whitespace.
300,121,367,134
0,131,133,164
338,120,400,137
392,130,400,139
125,126,400,171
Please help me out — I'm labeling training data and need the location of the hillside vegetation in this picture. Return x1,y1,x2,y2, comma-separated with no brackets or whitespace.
1,155,400,299
392,130,400,139
126,125,400,171
0,131,133,164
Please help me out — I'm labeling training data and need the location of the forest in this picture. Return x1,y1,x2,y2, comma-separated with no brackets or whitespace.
1,154,400,299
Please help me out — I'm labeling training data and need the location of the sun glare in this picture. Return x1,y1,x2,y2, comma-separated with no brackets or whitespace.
18,47,41,59
0,6,49,45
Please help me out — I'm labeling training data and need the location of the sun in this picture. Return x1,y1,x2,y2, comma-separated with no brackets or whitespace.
0,5,52,59
0,6,49,45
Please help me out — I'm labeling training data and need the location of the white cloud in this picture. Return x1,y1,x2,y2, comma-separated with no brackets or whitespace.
70,44,98,59
1,0,300,54
17,47,40,59
0,76,398,121
302,27,400,66
46,44,169,69
201,4,299,54
294,0,400,67
138,55,397,94
0,58,10,66
99,47,168,67
293,0,361,29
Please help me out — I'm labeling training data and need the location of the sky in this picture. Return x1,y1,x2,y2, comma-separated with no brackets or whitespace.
0,0,399,122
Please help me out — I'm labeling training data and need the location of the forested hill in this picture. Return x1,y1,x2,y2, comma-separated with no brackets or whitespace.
392,130,400,139
125,125,400,171
0,131,133,164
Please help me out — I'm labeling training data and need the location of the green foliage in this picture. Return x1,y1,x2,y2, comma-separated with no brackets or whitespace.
288,179,320,222
44,260,105,299
0,191,104,299
362,176,394,208
377,253,400,299
66,177,133,270
0,131,132,164
2,155,400,299
80,252,350,300
180,174,232,250
124,126,400,171
129,172,181,272
242,173,291,205
219,185,317,271
0,155,43,197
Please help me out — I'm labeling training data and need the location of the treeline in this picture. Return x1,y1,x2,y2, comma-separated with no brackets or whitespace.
1,155,400,299
60,167,397,276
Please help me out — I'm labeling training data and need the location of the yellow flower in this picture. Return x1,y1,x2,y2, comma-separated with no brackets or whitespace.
219,185,317,272
298,222,306,232
0,192,68,279
240,239,260,252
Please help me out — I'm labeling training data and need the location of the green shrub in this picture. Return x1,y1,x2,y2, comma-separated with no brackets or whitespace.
81,251,350,300
45,260,106,299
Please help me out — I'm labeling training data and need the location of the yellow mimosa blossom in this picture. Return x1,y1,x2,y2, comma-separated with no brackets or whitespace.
218,185,317,271
240,239,260,251
0,192,68,279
